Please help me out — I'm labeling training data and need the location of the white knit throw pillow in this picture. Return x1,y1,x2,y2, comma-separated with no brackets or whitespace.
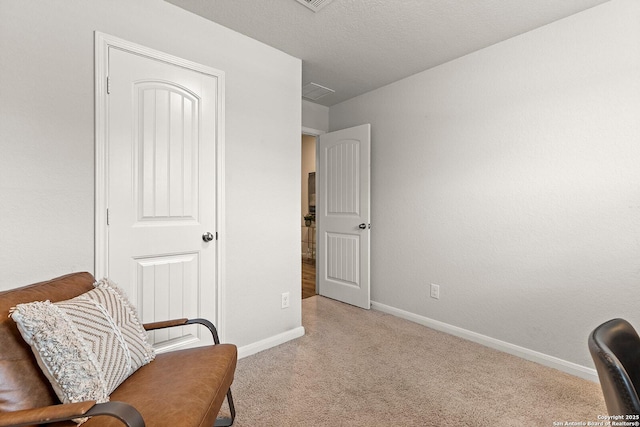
10,278,155,406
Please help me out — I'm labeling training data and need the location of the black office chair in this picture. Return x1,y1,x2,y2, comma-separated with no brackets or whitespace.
589,318,640,416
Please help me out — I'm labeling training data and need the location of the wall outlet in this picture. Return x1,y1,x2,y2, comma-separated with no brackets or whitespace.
430,284,440,300
281,292,290,309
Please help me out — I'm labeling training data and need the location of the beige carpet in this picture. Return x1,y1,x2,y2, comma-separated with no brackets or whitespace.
220,296,605,426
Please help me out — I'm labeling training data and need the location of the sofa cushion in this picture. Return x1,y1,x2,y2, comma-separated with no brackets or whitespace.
49,344,238,427
10,278,155,405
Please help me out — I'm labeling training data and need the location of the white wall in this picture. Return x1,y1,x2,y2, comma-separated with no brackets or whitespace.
302,99,329,133
0,0,302,349
329,0,640,371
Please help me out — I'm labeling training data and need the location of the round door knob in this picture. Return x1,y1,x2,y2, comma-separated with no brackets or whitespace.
202,232,214,242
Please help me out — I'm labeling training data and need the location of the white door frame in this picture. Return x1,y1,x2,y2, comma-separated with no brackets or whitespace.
94,32,227,338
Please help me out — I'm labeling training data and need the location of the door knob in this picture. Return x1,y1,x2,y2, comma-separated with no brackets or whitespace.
202,232,214,242
358,223,366,229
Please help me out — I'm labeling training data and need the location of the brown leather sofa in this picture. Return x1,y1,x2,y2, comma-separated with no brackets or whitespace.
0,272,237,427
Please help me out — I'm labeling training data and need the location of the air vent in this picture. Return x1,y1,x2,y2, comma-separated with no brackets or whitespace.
295,0,334,13
302,82,335,101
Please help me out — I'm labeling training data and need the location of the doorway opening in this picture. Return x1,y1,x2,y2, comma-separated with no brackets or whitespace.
301,134,317,299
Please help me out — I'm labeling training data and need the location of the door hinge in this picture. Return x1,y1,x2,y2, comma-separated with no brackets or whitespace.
216,232,218,240
106,76,111,94
106,208,110,226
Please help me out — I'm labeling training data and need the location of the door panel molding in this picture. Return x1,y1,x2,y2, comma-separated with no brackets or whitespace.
94,32,226,339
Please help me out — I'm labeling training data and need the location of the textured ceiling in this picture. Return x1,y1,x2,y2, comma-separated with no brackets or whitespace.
165,0,611,106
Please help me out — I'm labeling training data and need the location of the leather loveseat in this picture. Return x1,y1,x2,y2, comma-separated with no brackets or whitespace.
0,272,236,427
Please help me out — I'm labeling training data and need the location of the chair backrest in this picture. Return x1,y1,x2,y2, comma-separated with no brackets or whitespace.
0,272,95,414
589,318,640,416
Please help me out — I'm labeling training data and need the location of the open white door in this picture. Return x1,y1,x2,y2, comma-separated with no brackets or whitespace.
317,124,371,309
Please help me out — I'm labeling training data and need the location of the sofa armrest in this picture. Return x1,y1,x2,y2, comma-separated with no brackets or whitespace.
143,318,189,331
143,318,221,344
0,401,144,427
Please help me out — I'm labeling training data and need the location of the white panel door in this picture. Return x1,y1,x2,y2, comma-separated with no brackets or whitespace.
318,124,371,309
106,46,220,351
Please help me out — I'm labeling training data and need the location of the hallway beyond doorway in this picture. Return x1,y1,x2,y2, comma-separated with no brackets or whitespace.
302,260,316,299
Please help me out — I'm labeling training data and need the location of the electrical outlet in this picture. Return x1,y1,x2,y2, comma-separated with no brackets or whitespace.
281,292,290,309
430,284,440,300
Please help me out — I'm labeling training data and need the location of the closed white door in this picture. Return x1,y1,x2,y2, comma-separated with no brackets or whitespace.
317,124,371,309
101,38,223,351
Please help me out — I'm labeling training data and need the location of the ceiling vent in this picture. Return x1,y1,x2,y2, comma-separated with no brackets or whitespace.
295,0,334,13
302,82,335,101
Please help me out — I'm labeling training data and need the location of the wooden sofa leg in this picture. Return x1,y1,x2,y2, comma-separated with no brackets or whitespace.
214,388,236,426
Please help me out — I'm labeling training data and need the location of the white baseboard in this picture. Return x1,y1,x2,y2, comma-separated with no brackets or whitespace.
371,301,598,383
238,326,306,360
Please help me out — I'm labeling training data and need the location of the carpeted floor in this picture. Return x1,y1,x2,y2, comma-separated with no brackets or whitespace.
220,296,606,426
